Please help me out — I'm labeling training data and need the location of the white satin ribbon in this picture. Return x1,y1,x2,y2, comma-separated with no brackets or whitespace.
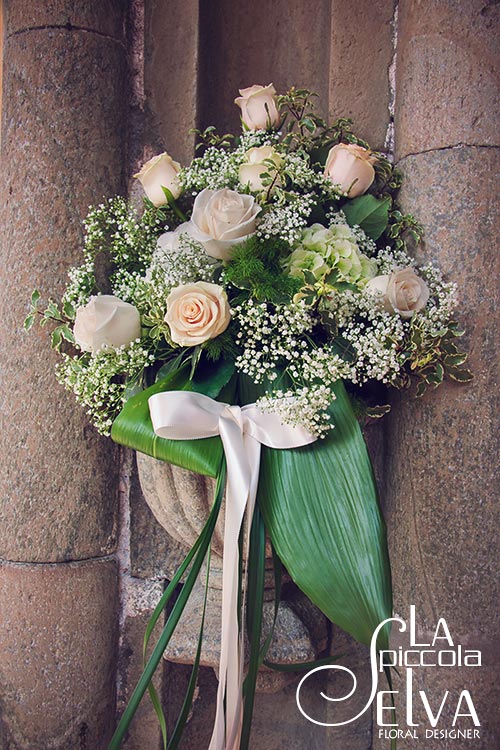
148,390,317,750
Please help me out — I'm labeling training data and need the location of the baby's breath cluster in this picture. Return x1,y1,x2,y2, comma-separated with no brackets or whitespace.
179,131,279,194
419,264,458,333
56,340,155,435
337,294,406,385
257,193,317,245
282,151,340,201
233,299,314,383
257,384,334,437
145,233,217,296
83,196,162,269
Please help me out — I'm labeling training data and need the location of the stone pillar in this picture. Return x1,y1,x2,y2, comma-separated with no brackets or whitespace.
379,1,500,748
0,1,126,747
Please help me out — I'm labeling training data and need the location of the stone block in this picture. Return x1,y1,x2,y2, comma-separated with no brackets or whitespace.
325,629,373,748
163,663,332,749
0,558,118,750
4,0,125,41
118,592,165,750
0,27,127,561
395,0,500,158
329,0,395,150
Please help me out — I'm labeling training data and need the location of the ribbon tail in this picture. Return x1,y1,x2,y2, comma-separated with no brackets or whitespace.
209,418,256,750
226,435,261,750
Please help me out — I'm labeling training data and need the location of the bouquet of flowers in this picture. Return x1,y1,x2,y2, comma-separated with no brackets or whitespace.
27,84,471,749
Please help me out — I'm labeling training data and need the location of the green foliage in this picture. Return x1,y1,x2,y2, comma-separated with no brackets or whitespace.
202,330,239,362
190,356,236,398
57,340,155,434
191,125,235,151
24,290,75,351
83,196,167,274
50,324,75,351
365,403,392,419
223,236,301,303
161,187,187,223
372,156,403,196
386,209,424,251
343,195,391,240
109,464,227,750
142,300,174,344
398,318,473,395
278,87,370,157
111,365,230,476
239,375,392,650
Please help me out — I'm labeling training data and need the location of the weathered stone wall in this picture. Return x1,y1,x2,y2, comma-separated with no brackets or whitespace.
1,1,499,749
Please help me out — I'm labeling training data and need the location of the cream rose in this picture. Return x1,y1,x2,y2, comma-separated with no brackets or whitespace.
234,84,280,131
186,188,261,261
73,295,141,352
239,146,283,193
324,143,377,198
134,152,182,206
367,268,429,318
165,282,231,347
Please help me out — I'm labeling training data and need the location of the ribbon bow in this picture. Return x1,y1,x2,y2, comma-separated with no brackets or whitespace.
149,390,317,749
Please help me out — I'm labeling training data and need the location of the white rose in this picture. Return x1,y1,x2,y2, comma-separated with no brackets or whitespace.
367,268,429,318
156,229,182,253
134,152,182,206
165,282,231,346
324,143,377,198
234,84,280,131
73,295,141,352
239,146,283,193
186,188,261,260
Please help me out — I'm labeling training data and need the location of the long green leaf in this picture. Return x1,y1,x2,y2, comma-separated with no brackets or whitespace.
111,366,233,478
241,505,266,750
109,462,226,750
239,376,392,650
168,549,212,750
142,494,220,750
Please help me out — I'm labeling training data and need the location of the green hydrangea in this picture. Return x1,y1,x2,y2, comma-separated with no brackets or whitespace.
286,222,377,287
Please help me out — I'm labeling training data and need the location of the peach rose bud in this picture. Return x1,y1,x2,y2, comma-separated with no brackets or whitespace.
165,282,231,346
235,84,280,131
324,143,377,198
134,152,182,206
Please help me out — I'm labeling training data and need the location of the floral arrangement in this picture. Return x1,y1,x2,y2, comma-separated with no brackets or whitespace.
27,84,471,750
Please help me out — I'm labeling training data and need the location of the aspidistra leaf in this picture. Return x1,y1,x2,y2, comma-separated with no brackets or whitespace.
111,366,228,477
239,376,392,649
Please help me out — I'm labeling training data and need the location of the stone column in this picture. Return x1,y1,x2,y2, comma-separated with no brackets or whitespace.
0,2,126,747
379,2,500,748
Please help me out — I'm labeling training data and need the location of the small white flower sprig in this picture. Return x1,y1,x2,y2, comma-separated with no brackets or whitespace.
26,84,472,436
